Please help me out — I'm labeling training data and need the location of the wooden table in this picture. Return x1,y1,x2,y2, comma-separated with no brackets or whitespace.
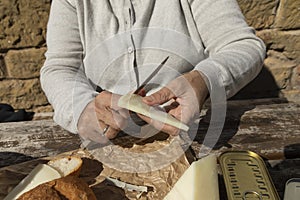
0,98,299,199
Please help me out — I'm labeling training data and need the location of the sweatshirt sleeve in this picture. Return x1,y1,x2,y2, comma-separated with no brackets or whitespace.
190,0,266,98
40,0,98,133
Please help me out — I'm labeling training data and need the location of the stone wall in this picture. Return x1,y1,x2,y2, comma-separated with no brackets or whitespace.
0,0,51,112
235,0,300,101
0,0,299,113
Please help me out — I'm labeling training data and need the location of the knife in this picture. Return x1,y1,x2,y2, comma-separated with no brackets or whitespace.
133,56,169,94
131,56,169,126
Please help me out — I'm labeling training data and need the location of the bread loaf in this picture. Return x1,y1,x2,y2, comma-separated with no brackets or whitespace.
48,156,83,177
18,176,97,200
6,156,94,200
4,164,62,200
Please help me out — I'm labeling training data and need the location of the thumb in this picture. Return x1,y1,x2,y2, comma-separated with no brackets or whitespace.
142,87,175,106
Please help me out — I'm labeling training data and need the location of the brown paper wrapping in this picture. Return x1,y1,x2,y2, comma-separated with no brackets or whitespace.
0,133,193,200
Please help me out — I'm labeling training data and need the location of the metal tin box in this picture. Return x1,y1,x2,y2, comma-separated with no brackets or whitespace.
219,151,280,200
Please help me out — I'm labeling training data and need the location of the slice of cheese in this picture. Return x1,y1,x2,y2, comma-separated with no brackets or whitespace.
164,154,219,200
118,93,189,132
4,164,62,200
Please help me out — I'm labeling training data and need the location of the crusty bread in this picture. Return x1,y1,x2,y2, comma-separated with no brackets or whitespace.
17,183,61,200
18,176,97,200
4,164,62,200
7,156,86,200
48,156,83,177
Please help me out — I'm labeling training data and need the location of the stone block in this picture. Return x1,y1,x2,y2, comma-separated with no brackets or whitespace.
274,0,300,29
5,48,46,78
237,0,278,29
0,0,51,49
291,64,300,90
0,78,48,110
264,50,297,89
257,30,300,62
281,90,300,103
32,105,53,113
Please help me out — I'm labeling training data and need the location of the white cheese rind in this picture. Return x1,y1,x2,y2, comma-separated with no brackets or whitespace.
118,93,189,131
4,164,62,200
164,155,219,200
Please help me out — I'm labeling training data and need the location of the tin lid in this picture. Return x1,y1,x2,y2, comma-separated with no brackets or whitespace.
219,151,280,200
284,178,300,200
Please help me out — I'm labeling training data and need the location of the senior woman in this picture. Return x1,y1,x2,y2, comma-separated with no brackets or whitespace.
41,0,266,143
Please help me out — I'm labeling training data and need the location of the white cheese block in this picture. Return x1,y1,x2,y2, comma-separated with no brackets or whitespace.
4,164,62,200
118,93,189,131
164,155,219,200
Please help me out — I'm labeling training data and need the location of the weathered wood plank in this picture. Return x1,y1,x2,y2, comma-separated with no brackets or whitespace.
0,120,81,167
192,102,300,160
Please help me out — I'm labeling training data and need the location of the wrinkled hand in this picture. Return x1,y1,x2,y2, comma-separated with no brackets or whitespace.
139,70,208,136
77,91,128,143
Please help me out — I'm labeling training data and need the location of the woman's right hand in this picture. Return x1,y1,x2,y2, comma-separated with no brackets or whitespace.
77,91,128,143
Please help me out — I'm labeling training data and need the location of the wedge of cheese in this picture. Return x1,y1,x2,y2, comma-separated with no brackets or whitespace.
164,154,219,200
118,93,189,132
4,164,62,200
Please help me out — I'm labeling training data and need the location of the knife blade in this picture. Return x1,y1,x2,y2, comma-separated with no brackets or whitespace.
133,56,169,94
130,56,169,126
